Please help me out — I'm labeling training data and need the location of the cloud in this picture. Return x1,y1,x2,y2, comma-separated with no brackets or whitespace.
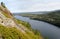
26,2,60,11
0,0,60,12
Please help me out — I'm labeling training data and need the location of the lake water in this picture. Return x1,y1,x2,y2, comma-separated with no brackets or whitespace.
14,15,60,39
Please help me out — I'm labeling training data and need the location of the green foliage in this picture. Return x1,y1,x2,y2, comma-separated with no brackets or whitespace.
0,25,20,39
0,25,29,39
15,19,31,29
45,37,48,39
33,29,40,35
0,24,42,39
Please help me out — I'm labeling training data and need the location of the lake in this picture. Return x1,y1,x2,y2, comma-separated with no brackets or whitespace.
14,15,60,39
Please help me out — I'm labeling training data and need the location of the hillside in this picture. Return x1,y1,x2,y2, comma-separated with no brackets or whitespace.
0,2,43,39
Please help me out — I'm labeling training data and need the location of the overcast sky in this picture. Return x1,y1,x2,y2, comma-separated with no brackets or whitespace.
0,0,60,12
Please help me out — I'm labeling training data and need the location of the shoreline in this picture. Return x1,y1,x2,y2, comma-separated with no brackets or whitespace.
30,18,60,28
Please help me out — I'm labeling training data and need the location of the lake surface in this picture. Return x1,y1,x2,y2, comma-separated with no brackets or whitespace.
14,15,60,39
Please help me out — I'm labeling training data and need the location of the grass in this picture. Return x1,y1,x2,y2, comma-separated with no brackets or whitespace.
0,24,43,39
15,19,31,30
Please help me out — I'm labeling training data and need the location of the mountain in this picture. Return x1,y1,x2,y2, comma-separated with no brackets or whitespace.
0,2,43,39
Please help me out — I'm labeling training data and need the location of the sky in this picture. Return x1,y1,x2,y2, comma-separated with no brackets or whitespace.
0,0,60,12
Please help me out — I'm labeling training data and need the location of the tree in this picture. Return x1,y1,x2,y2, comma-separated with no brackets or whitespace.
1,2,6,8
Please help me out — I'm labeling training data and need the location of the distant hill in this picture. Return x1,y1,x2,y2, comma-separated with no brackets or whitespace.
13,11,49,14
